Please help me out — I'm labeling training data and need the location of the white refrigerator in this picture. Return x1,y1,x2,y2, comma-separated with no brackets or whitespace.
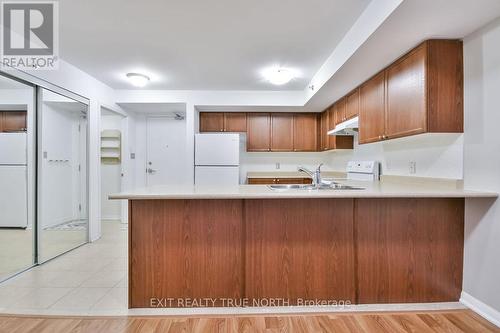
195,133,240,186
0,133,28,228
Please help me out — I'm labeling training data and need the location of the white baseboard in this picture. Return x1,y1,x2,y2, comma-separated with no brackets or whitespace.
101,216,121,221
461,291,500,327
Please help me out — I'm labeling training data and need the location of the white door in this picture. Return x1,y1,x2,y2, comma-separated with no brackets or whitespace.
146,116,187,186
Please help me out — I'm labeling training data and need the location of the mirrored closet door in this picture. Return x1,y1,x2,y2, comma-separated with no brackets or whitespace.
38,88,88,262
0,74,35,281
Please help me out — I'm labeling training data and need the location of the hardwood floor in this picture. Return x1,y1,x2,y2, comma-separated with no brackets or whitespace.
0,310,497,333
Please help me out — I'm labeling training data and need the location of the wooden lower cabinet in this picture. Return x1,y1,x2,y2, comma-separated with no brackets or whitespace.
129,200,244,308
245,199,356,304
355,198,464,303
247,177,312,185
129,198,464,308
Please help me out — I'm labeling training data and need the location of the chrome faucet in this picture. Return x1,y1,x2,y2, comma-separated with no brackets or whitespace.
298,163,323,186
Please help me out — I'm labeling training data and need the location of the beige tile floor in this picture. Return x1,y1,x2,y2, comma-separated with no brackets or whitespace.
0,221,128,315
0,225,88,280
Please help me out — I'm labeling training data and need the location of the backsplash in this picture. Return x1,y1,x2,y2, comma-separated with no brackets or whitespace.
240,133,464,182
325,133,464,179
240,151,328,183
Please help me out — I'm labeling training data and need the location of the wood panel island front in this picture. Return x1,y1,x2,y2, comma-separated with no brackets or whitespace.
110,184,497,308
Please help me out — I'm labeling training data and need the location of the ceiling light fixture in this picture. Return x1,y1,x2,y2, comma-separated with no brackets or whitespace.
126,72,150,87
263,68,295,85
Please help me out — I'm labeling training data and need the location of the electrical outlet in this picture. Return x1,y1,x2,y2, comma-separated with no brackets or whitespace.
275,162,280,170
409,161,417,174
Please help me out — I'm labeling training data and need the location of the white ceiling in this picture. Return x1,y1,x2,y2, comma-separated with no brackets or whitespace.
117,103,186,114
59,0,370,90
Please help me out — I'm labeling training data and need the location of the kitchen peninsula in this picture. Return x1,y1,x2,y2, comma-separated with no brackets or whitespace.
111,182,497,309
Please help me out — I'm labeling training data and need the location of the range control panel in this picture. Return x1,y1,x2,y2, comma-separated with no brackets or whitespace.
346,161,380,181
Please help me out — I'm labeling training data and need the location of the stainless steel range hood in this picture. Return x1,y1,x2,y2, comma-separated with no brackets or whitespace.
327,116,358,136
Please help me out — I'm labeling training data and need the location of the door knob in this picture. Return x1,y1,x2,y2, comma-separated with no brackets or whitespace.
146,168,157,174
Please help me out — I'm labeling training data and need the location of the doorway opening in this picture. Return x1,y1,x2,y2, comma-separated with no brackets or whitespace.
117,103,189,188
100,107,127,228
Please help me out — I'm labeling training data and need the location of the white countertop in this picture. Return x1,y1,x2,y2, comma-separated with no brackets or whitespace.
110,179,498,200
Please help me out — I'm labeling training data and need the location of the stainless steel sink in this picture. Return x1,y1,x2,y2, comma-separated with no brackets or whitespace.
268,183,365,191
268,184,316,190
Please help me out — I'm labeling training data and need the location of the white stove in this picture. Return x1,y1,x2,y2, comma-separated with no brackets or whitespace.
346,161,380,181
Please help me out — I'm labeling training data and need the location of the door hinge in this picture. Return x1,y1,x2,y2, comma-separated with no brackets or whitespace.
78,164,81,172
79,204,82,211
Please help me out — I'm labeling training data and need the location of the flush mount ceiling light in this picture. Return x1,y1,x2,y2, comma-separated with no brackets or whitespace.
263,67,295,85
126,72,150,87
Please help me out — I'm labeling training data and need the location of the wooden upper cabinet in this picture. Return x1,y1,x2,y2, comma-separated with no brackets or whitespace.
334,98,346,126
357,39,463,144
319,111,329,151
247,113,271,152
359,71,386,144
327,105,336,132
224,112,247,132
199,112,224,132
293,113,318,152
0,111,27,132
345,89,360,120
270,113,294,152
200,112,247,132
386,43,427,139
426,40,463,133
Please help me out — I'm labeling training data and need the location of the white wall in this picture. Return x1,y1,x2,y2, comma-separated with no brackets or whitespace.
462,17,500,323
325,133,464,179
40,100,82,228
239,133,463,182
100,114,123,220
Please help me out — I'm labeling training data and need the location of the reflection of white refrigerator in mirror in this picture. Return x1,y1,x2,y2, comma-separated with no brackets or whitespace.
0,133,28,228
